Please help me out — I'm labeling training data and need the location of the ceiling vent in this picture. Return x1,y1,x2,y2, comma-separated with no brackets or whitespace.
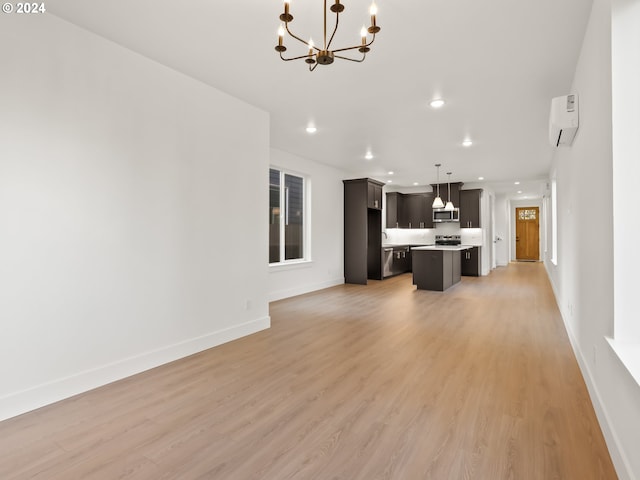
549,94,579,147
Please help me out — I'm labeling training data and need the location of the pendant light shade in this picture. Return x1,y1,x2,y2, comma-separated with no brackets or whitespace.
444,172,454,211
432,164,445,208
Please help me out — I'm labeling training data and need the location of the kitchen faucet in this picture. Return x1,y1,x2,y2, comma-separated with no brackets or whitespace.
382,231,388,239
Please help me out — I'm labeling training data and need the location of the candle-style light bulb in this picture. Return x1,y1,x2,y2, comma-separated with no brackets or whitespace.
280,0,293,23
308,38,314,56
278,25,285,47
368,3,380,33
360,26,367,45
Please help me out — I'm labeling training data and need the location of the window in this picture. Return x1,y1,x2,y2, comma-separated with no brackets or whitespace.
518,209,538,220
269,168,306,264
609,0,640,376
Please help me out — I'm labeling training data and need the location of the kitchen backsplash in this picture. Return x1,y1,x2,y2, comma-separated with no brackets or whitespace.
384,225,483,246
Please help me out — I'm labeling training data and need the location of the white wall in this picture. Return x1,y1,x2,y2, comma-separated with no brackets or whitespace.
0,15,270,420
493,194,510,266
479,188,494,275
544,0,640,478
268,149,346,301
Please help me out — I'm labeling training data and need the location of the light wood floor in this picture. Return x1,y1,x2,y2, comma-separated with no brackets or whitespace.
0,263,617,479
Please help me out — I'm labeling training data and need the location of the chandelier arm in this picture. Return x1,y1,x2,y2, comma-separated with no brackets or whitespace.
309,62,319,72
280,52,316,62
332,34,376,54
334,53,366,63
285,23,319,51
326,10,340,50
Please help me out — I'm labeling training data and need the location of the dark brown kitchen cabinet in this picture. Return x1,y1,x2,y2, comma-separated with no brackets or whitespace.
344,178,385,284
405,193,428,229
423,192,435,228
367,181,383,210
386,192,408,228
459,189,482,228
386,192,433,229
461,246,481,276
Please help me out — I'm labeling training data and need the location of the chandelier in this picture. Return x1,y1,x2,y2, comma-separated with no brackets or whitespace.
275,0,381,72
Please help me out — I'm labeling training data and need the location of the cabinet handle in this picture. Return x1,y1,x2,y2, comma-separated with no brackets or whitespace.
409,222,412,228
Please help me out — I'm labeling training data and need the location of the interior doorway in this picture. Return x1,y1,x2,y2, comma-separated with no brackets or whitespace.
515,207,540,261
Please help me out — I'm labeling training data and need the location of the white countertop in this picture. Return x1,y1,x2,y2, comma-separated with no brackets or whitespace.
382,243,431,248
411,245,474,251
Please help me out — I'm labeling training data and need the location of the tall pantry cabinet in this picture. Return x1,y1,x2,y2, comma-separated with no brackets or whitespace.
343,178,384,284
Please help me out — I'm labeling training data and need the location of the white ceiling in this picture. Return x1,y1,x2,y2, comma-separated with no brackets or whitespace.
47,0,592,199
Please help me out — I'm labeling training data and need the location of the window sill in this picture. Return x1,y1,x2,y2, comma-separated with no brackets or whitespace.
269,260,313,272
606,337,640,387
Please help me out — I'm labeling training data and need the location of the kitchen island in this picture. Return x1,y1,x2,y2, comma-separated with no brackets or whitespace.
411,245,472,291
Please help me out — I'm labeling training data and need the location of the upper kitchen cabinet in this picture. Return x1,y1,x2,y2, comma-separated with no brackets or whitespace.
386,192,433,229
344,178,385,284
405,193,431,229
386,192,407,228
459,189,482,228
367,180,383,210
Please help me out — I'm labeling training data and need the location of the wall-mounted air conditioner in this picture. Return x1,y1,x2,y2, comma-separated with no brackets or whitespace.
549,94,579,147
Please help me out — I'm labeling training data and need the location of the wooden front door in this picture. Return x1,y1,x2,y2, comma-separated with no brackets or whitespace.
516,207,539,261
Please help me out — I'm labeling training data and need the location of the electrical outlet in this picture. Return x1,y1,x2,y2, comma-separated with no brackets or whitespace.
244,299,252,310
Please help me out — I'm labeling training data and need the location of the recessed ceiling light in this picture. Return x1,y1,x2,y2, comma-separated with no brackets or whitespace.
517,190,523,194
462,139,473,147
430,99,445,108
306,126,317,134
514,181,520,185
387,180,392,183
365,152,373,160
478,176,484,181
388,171,394,175
413,182,419,186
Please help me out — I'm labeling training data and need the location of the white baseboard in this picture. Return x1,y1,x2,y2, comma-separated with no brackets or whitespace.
0,315,270,422
268,277,344,302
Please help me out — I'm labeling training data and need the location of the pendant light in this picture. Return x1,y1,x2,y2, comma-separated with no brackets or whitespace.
444,172,455,211
432,164,445,209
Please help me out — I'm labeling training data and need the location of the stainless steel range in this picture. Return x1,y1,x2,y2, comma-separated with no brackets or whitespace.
435,234,461,246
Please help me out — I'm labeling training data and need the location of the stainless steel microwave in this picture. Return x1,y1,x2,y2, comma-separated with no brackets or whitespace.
433,208,460,223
